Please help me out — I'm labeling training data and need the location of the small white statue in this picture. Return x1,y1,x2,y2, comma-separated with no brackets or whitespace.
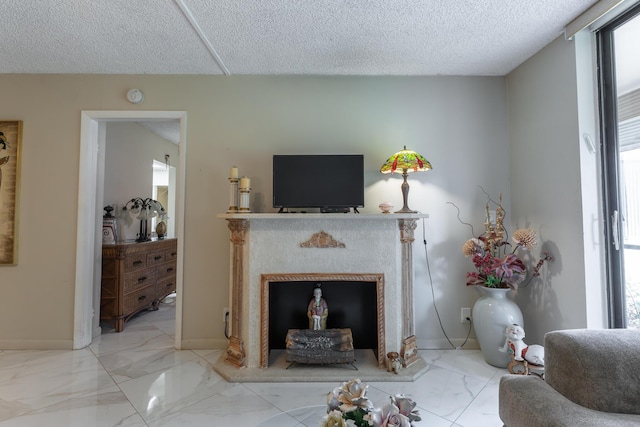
499,324,545,366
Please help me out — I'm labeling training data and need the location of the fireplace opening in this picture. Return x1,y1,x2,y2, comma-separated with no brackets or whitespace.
269,280,378,352
261,273,385,368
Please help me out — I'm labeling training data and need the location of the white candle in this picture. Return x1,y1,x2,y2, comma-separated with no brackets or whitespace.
230,166,239,179
240,177,250,189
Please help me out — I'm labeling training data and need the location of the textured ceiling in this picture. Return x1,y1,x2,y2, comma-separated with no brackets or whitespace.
138,120,181,144
0,0,599,76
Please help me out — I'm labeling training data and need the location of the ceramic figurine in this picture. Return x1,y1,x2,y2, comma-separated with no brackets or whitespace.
499,324,545,366
307,286,328,330
386,351,403,374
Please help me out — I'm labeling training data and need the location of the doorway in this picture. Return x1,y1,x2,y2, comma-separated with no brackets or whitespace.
74,111,187,349
152,159,176,238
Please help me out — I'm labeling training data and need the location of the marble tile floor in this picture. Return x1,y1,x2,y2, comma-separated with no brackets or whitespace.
0,299,507,426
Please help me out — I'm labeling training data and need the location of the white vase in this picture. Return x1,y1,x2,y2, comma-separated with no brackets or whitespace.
472,287,523,368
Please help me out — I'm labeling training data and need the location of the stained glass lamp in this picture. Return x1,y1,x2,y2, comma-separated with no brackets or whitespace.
380,146,432,213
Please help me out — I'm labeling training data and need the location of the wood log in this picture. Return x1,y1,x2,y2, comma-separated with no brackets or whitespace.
285,328,355,365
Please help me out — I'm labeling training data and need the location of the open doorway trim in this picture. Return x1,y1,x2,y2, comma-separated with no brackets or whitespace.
74,110,187,349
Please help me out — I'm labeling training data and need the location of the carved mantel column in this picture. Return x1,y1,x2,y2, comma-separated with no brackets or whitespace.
399,218,418,367
225,219,249,368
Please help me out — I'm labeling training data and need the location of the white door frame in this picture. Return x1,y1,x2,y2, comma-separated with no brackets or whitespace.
74,110,187,349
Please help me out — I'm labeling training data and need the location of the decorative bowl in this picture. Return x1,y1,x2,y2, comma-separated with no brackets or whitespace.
379,202,394,214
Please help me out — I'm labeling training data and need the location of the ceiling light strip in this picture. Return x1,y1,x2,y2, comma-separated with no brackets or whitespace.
565,0,626,39
174,0,230,75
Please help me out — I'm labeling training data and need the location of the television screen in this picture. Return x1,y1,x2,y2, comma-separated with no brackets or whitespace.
273,154,364,211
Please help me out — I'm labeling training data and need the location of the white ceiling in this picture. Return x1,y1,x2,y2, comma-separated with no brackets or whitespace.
0,0,599,76
138,120,181,144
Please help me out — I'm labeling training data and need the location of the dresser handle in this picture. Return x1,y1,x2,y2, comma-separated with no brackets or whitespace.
154,255,162,260
166,283,173,288
138,276,147,282
133,260,143,265
138,295,146,301
166,267,174,273
171,252,177,256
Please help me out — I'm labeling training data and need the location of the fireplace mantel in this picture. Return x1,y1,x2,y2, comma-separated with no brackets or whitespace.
217,212,428,369
217,213,428,220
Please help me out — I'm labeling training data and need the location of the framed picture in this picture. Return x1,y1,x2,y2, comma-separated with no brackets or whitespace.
0,121,22,265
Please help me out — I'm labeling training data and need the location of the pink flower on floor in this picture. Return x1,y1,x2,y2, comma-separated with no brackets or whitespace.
321,409,354,427
390,395,421,424
335,378,373,413
367,402,412,427
324,379,421,427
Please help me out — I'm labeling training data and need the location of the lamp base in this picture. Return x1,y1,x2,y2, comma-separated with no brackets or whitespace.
395,207,417,214
396,171,417,214
136,219,151,242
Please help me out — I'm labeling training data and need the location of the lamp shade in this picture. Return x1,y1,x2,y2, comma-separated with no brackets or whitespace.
380,146,432,174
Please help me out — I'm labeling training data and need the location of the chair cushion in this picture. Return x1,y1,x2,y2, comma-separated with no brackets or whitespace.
544,329,640,415
499,375,640,426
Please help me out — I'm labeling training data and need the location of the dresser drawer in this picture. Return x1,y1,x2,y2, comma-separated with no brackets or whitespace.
123,253,147,272
157,275,176,299
124,285,156,314
123,266,156,293
165,246,178,262
147,250,167,266
156,260,176,280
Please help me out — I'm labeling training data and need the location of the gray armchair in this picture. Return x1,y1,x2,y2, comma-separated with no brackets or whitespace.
499,328,640,426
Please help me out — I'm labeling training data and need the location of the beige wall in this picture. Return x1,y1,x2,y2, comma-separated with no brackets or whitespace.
0,74,522,349
507,35,607,345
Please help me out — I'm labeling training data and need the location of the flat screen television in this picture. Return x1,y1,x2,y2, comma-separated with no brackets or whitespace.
273,154,364,212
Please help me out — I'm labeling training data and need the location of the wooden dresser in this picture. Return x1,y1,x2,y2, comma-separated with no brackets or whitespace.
101,238,177,332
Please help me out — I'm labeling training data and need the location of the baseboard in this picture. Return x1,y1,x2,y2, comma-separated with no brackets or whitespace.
179,338,228,350
0,339,74,350
92,325,102,341
417,338,480,350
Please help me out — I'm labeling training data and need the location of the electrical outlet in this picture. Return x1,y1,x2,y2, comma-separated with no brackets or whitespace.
223,307,230,323
461,308,471,323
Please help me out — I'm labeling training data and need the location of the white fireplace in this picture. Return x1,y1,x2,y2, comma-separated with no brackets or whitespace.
217,213,427,369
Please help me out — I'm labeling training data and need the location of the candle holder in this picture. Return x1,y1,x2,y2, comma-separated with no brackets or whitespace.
228,177,239,213
239,179,251,212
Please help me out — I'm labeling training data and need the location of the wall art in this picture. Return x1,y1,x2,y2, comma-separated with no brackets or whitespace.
0,121,22,265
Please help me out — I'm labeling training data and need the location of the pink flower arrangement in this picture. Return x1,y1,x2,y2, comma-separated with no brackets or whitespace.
322,379,421,427
457,194,552,290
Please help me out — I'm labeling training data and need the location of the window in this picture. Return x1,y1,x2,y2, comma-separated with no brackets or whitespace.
598,3,640,328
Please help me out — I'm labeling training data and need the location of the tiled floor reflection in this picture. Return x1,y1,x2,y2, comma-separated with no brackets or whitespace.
0,297,506,426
